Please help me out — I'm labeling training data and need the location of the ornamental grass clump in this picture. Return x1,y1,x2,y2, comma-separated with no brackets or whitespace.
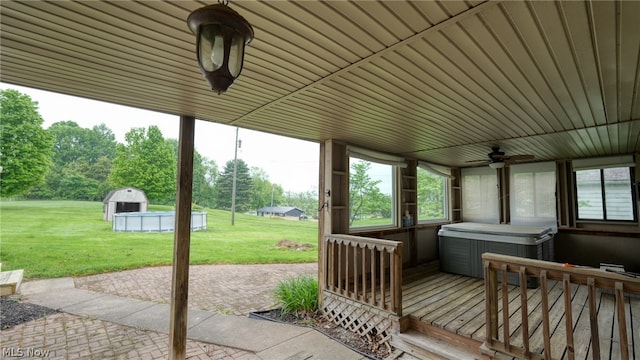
274,275,318,317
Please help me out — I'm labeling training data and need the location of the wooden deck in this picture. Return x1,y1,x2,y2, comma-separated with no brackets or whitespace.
401,269,640,359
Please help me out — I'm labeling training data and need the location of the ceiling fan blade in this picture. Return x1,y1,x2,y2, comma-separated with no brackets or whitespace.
465,159,489,163
508,154,535,161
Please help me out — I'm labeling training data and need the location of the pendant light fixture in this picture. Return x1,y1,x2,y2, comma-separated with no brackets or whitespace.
188,0,254,94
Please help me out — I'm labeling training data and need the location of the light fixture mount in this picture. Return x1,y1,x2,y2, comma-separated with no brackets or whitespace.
188,1,254,94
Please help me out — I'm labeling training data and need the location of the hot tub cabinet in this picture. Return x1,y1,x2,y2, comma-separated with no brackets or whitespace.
438,222,554,287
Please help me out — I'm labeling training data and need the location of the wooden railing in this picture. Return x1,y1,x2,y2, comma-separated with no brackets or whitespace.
324,234,403,316
483,253,640,360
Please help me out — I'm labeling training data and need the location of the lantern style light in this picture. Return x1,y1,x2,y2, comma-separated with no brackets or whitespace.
188,1,254,94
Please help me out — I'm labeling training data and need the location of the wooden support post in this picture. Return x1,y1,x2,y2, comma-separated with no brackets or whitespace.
392,244,402,316
614,282,630,360
318,141,326,307
587,277,600,360
484,260,498,344
540,271,552,360
562,274,575,360
501,264,510,351
169,115,195,360
519,267,530,357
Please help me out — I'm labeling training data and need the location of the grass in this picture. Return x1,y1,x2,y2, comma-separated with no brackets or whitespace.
273,275,318,316
0,200,318,279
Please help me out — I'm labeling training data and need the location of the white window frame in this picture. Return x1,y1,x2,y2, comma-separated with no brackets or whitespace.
348,148,402,231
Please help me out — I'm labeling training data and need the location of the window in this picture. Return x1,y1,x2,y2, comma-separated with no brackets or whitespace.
461,167,499,224
417,165,449,222
575,167,635,221
509,162,557,231
349,158,396,229
573,155,637,221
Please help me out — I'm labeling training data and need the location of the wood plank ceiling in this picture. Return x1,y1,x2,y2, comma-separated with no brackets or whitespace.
1,0,639,167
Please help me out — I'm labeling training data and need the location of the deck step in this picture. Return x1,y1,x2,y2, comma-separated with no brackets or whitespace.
0,269,24,296
391,330,480,360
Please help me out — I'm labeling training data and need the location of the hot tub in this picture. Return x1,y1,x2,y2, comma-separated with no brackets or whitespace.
438,222,554,286
112,211,207,232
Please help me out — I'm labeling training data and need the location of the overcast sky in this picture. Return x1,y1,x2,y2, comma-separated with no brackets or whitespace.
1,83,320,193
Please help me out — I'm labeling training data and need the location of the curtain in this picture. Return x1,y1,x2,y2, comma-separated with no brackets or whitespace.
510,162,557,232
462,167,499,224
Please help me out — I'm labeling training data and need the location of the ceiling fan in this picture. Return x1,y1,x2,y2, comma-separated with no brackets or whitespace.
467,146,534,168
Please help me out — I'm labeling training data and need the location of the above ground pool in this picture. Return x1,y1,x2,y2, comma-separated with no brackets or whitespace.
112,211,207,232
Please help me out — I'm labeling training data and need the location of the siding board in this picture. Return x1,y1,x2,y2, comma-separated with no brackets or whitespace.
1,0,638,168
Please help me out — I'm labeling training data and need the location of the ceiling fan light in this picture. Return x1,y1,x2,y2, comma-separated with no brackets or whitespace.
489,161,505,169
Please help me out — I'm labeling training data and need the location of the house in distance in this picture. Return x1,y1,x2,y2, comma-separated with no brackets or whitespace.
256,206,307,220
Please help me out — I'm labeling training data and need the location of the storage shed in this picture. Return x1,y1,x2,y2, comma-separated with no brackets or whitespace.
103,187,149,221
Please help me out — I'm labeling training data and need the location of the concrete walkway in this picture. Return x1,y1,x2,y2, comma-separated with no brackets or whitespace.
1,266,368,360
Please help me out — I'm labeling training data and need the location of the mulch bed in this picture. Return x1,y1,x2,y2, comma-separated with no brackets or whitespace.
0,296,59,330
250,309,392,360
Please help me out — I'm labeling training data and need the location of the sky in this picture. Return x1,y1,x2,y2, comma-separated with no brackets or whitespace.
1,83,320,194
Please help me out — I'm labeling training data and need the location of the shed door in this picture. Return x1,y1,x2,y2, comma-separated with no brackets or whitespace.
116,202,140,213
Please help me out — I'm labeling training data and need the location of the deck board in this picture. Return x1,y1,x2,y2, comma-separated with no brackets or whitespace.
401,271,639,359
426,280,485,325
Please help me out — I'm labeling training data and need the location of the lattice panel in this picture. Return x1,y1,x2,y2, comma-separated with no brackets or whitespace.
321,291,397,349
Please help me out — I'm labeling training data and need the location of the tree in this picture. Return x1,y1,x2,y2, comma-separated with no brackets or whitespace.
192,151,218,208
249,167,283,211
214,159,252,211
0,89,54,197
168,139,218,208
349,160,390,225
200,158,219,207
28,121,117,200
417,168,446,219
284,190,318,218
110,126,176,204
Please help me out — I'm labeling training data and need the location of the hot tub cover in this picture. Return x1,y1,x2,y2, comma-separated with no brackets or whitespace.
438,222,553,245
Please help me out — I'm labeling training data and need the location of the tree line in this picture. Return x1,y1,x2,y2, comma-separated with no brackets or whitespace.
0,89,318,215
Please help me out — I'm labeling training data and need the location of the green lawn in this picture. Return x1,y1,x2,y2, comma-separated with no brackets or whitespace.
0,200,318,279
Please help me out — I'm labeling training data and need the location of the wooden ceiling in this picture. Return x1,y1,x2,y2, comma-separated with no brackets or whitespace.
1,0,639,167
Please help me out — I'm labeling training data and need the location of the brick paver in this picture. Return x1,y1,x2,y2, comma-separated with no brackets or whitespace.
0,313,255,359
1,263,317,359
74,263,318,315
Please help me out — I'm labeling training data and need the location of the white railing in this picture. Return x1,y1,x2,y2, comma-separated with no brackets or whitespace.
324,234,403,316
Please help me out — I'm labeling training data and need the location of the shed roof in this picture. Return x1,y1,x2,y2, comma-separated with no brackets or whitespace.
103,187,148,203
